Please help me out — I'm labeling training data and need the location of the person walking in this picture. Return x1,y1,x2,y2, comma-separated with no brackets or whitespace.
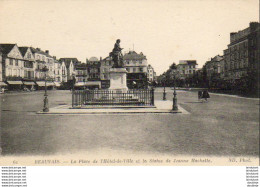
202,90,210,102
198,90,202,101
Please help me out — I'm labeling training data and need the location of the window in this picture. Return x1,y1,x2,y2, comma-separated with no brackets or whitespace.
10,59,13,65
139,68,143,72
133,68,136,72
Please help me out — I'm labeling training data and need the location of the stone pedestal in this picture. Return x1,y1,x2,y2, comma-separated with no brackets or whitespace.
109,68,128,93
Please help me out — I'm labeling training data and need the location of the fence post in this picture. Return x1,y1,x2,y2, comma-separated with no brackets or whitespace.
151,88,154,106
72,89,74,108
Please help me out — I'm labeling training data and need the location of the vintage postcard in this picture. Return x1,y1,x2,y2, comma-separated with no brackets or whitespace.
0,0,259,166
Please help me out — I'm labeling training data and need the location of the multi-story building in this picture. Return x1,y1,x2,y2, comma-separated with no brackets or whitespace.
176,60,197,79
84,57,101,89
100,56,113,89
123,51,148,88
53,57,63,87
75,63,88,83
60,61,67,83
147,64,156,82
100,56,113,80
59,58,78,81
0,44,24,89
86,57,101,80
223,22,260,80
204,55,224,80
19,47,35,89
31,47,54,80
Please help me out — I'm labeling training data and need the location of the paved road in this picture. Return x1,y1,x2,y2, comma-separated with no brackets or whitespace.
0,88,259,156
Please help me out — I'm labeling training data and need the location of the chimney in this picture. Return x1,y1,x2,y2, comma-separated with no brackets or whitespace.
100,57,102,61
36,48,41,51
53,56,56,60
45,50,49,54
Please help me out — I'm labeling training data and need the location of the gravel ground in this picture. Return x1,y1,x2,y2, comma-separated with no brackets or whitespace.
0,88,259,156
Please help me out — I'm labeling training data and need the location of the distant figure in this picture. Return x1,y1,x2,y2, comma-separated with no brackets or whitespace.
202,90,210,102
198,90,202,101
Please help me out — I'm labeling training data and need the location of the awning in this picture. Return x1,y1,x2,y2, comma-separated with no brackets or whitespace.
36,81,45,87
0,82,7,86
7,81,23,85
54,82,61,87
23,81,35,85
46,82,55,86
36,81,55,87
75,81,101,87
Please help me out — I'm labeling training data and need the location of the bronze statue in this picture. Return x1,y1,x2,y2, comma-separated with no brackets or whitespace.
110,39,124,68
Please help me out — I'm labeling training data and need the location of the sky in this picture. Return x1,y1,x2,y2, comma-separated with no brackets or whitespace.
0,0,259,75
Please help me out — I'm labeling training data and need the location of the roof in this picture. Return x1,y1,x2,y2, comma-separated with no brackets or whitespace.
75,63,87,70
123,51,147,60
89,57,99,62
30,47,52,58
18,47,29,57
59,58,79,68
211,55,223,62
103,56,112,61
0,44,16,55
179,60,197,65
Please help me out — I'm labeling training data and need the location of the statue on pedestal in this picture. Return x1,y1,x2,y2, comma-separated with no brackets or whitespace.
109,39,124,68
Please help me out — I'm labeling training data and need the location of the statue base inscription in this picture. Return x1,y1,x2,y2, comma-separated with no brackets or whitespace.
109,68,128,93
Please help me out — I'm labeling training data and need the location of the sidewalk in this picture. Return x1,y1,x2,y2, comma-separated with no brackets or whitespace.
37,100,189,115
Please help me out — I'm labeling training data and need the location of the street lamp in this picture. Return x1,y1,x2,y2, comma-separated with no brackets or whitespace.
83,77,86,90
172,71,178,111
42,66,49,112
163,75,166,100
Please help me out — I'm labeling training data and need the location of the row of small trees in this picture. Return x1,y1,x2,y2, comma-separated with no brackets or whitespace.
157,62,259,97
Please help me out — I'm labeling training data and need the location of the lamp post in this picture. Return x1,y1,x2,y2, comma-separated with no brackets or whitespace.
163,75,166,100
42,66,49,112
83,77,86,90
172,72,178,111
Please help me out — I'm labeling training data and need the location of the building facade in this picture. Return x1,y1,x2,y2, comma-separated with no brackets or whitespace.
31,47,54,80
223,22,260,80
123,51,148,88
54,58,63,86
19,47,35,80
60,61,67,83
0,44,24,87
204,55,224,80
176,60,198,79
86,57,101,81
59,58,79,81
147,64,156,82
100,56,113,81
75,63,88,83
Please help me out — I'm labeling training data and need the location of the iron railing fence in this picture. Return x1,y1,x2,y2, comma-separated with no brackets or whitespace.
72,89,154,107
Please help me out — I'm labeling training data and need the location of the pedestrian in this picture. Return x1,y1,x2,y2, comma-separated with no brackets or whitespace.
198,90,202,101
202,90,210,102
